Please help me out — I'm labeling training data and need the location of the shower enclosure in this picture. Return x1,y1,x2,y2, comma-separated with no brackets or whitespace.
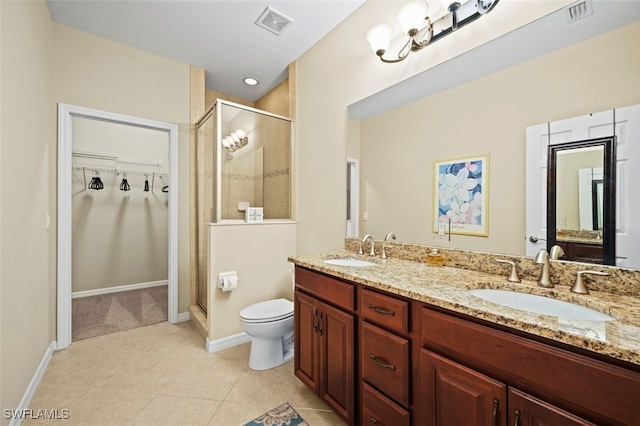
195,99,294,312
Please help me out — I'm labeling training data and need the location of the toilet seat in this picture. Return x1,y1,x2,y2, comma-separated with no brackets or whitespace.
240,298,294,323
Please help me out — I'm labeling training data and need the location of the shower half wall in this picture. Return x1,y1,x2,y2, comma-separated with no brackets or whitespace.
195,99,294,313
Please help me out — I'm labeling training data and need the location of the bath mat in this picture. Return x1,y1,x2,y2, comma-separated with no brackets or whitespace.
244,402,308,426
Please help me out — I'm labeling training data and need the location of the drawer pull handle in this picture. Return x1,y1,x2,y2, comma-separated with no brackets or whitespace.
368,305,395,316
317,312,324,336
312,311,319,332
369,354,396,370
370,417,378,424
492,399,499,426
513,409,520,426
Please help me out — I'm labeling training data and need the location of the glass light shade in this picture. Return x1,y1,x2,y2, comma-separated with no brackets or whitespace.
234,129,246,139
221,137,232,148
397,0,429,34
230,132,240,143
366,24,392,53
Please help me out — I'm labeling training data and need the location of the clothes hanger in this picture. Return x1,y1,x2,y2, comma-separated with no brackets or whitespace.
119,173,130,191
89,171,103,190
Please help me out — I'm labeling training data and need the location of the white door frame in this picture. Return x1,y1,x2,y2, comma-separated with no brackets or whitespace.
57,103,179,350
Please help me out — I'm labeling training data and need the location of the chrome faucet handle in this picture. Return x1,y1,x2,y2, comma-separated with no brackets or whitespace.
571,270,609,295
495,259,521,283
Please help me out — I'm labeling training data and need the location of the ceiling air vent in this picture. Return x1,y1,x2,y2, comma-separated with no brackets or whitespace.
565,0,594,23
255,6,294,36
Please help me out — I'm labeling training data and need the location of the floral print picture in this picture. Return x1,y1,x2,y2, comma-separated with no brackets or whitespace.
434,155,489,236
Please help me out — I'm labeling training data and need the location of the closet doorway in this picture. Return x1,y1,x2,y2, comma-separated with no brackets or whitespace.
57,103,179,350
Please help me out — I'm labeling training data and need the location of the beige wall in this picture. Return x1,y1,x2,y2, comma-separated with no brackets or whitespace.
356,23,640,255
294,0,633,255
207,222,296,340
0,0,53,420
51,24,191,310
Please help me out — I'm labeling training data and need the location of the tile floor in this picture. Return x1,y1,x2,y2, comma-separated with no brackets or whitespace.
24,321,347,425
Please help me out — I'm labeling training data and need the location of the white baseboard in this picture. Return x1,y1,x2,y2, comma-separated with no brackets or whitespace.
9,341,57,426
177,311,190,322
206,332,251,353
71,280,168,299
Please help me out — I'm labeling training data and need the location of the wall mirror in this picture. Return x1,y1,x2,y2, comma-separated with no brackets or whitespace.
345,3,639,270
546,137,616,265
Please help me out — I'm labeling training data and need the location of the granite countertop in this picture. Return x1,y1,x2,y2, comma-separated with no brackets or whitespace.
557,235,604,245
288,250,640,366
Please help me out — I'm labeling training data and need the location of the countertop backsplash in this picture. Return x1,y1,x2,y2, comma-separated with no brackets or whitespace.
344,238,640,297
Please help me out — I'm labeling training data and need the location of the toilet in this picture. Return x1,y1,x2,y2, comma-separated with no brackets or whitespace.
239,298,294,371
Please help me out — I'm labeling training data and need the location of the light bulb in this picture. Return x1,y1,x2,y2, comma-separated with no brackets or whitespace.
234,129,246,139
397,0,429,35
230,132,240,143
222,137,232,148
366,24,393,54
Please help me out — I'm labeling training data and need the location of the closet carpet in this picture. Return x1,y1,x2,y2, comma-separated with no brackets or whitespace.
72,286,168,341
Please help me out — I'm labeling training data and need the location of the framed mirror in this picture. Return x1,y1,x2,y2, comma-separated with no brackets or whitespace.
546,136,616,265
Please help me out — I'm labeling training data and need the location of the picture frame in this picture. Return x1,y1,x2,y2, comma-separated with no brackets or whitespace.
433,154,489,237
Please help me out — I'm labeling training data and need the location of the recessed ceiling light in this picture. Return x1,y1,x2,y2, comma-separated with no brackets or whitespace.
243,77,259,86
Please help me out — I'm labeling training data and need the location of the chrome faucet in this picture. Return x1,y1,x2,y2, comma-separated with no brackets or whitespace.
359,234,375,256
534,249,554,288
549,245,565,260
381,232,396,259
571,270,609,294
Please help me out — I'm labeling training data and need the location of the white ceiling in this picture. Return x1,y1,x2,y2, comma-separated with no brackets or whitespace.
46,0,366,101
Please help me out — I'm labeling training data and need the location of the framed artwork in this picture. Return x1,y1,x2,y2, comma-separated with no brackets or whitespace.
433,154,489,236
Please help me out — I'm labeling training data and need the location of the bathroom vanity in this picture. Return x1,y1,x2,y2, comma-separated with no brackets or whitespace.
289,251,640,426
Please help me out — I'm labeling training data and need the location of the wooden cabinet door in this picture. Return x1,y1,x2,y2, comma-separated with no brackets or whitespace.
508,388,596,426
319,300,355,424
294,291,319,392
420,349,507,426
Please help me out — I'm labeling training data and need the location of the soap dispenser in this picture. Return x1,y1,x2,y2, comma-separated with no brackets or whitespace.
426,248,444,266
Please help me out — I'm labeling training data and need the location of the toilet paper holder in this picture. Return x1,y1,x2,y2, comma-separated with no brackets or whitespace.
218,271,239,291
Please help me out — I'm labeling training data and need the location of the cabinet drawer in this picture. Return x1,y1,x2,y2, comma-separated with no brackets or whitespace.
361,321,410,407
361,288,409,334
295,266,355,311
362,382,410,426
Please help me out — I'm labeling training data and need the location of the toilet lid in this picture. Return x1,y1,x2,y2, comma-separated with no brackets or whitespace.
240,298,293,322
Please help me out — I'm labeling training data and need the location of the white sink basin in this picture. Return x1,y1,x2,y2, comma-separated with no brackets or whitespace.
469,289,613,321
324,258,378,267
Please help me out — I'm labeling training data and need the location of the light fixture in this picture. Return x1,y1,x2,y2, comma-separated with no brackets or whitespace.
243,77,259,86
222,129,248,153
367,0,499,63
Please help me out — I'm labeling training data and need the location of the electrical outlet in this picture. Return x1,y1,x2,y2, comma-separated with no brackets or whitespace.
438,223,446,236
363,212,368,221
